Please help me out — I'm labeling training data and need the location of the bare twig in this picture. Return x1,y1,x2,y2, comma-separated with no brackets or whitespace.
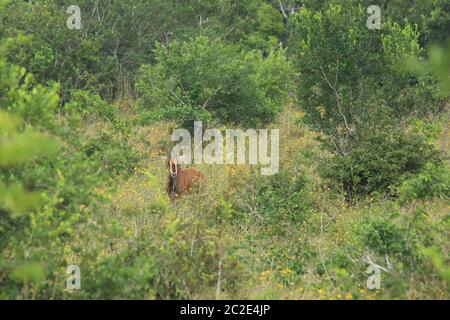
363,255,391,273
319,66,353,135
279,0,288,18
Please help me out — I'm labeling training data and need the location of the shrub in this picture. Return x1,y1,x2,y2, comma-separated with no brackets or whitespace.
240,2,285,52
0,55,59,129
66,90,117,122
398,162,450,204
320,125,442,199
0,0,288,100
357,218,408,258
234,169,315,231
288,3,437,139
0,38,140,298
137,36,294,127
79,249,157,299
83,132,141,179
0,45,75,298
146,213,242,299
288,2,445,198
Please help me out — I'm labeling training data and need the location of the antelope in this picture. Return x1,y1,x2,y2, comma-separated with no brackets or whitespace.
167,158,205,199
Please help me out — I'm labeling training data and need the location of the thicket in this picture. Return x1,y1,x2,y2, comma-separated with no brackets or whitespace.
0,0,448,299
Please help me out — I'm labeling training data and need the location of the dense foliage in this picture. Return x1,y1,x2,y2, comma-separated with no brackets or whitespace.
288,2,447,199
0,0,448,299
138,36,294,127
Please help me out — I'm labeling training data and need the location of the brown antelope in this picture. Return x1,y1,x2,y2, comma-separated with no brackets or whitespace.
167,158,205,199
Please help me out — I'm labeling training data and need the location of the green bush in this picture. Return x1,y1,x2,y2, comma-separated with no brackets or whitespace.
320,125,442,199
0,54,59,129
0,43,73,298
0,0,287,100
147,214,237,299
0,36,140,298
288,2,445,198
66,90,117,122
240,2,285,52
79,249,157,299
399,162,450,204
83,132,141,179
137,36,294,127
234,169,315,232
357,218,408,258
424,0,450,45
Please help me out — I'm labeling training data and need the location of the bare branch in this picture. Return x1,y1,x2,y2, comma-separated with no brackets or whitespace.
279,1,288,19
319,66,353,135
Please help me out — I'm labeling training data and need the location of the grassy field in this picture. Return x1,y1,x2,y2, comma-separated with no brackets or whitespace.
77,105,449,299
